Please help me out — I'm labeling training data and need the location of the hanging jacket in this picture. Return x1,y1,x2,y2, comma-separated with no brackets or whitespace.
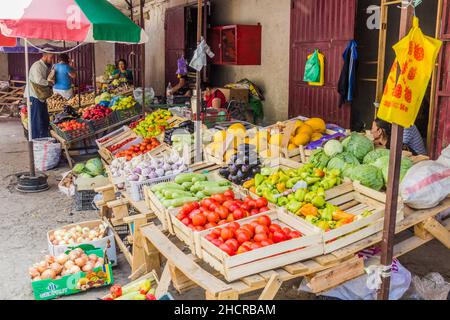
338,40,358,106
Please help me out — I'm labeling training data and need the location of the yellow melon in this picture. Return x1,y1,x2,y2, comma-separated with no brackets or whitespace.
288,143,297,151
292,133,310,146
213,130,226,143
305,118,326,133
298,124,313,137
292,120,304,135
311,132,323,141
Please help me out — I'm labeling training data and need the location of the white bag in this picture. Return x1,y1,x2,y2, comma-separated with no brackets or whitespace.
33,138,61,171
133,87,155,106
437,144,450,167
400,160,450,209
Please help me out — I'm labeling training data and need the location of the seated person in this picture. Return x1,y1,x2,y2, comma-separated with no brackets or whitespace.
168,57,192,97
371,118,427,155
202,83,227,109
112,59,133,84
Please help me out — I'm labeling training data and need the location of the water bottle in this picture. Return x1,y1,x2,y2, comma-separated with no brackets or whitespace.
166,82,174,105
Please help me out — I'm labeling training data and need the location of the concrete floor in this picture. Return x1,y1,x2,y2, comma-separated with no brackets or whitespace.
0,119,448,300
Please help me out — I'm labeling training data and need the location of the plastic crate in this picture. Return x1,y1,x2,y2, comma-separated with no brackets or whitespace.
86,112,118,131
51,119,93,142
74,189,97,211
114,103,142,122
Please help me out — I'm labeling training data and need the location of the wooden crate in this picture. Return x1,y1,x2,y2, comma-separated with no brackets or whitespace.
293,181,404,254
197,209,323,282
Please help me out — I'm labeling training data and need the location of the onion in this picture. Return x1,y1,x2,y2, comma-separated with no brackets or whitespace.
88,254,98,262
56,253,69,265
75,225,82,233
50,262,63,275
94,261,103,269
41,269,56,280
75,257,87,267
68,238,75,245
68,251,79,261
29,267,40,278
76,237,84,243
69,266,81,274
59,240,67,245
37,261,47,273
82,227,90,235
82,263,93,273
64,260,74,269
96,257,104,265
49,234,55,242
55,235,62,241
32,276,42,282
45,255,55,264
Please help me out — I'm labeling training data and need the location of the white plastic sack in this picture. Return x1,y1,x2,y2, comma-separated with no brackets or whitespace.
58,171,75,197
133,87,155,107
400,160,450,209
33,138,61,171
437,144,450,167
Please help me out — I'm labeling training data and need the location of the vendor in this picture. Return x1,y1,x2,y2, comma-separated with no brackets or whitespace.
202,83,227,109
168,57,191,97
112,59,133,84
371,118,427,155
52,53,76,100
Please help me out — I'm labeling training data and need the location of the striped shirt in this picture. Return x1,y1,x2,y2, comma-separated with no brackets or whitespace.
403,125,427,155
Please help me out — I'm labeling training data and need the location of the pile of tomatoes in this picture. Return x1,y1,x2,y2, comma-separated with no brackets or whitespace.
107,137,136,153
57,120,87,132
176,190,270,232
114,137,160,161
205,215,303,256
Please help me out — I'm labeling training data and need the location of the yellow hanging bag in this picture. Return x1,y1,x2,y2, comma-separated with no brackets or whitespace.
308,51,325,86
378,17,442,128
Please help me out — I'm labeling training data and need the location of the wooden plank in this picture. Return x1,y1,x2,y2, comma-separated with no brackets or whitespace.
414,223,432,240
314,254,341,266
155,262,172,299
258,274,283,300
103,217,132,266
140,223,231,295
283,261,309,275
423,217,450,249
241,274,267,288
306,256,365,294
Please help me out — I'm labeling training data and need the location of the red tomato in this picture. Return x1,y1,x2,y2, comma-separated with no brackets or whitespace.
188,224,196,231
200,198,212,208
227,222,241,231
255,225,269,235
236,245,251,254
273,231,287,243
226,214,235,222
224,196,234,202
250,242,262,250
283,227,292,236
247,200,257,209
241,241,254,249
244,196,254,203
257,215,272,227
176,212,187,221
199,206,207,213
211,239,223,247
181,202,195,213
218,220,228,226
188,209,201,220
229,204,239,212
250,209,260,216
261,239,274,247
219,243,235,256
209,202,219,212
225,239,239,251
211,193,226,204
256,197,268,208
289,231,302,239
232,209,245,220
215,206,229,220
181,217,190,226
207,211,220,223
192,202,200,209
205,234,216,242
259,207,270,213
205,222,218,229
220,228,234,241
250,221,260,231
212,229,222,237
236,230,251,244
223,190,235,199
240,203,250,211
222,200,234,209
194,226,204,231
192,213,207,227
254,233,268,242
269,224,283,233
241,225,254,238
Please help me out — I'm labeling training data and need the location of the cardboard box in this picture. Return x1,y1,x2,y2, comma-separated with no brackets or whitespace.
47,220,118,266
74,175,110,191
215,87,249,103
32,248,114,300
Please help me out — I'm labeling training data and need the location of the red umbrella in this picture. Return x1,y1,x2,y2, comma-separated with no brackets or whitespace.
0,32,16,47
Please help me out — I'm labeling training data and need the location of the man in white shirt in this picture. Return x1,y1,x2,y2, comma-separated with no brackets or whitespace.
24,51,54,138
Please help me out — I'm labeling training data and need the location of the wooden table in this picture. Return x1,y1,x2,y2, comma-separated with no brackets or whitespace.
137,199,450,300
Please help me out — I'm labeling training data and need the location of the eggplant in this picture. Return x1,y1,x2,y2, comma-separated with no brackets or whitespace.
229,164,239,175
236,170,245,180
251,166,261,175
219,168,230,177
241,164,250,174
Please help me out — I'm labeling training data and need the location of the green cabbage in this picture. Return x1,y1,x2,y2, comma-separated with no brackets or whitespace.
85,158,104,176
342,133,374,162
324,140,343,157
308,149,330,169
349,164,384,191
79,172,93,178
363,149,390,164
327,152,360,171
373,155,412,186
73,163,85,174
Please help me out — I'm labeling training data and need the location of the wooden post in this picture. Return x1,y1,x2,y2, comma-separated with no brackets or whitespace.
140,0,146,115
194,0,203,162
378,4,414,300
92,44,96,94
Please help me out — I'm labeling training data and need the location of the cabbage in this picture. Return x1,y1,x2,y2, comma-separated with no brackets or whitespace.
79,172,93,179
373,155,413,186
342,133,374,162
324,140,343,157
349,164,384,191
327,158,346,171
363,149,390,164
308,149,330,169
85,158,104,176
73,163,85,174
327,152,360,171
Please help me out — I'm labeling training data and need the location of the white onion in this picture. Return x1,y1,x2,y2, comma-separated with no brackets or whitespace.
50,262,63,275
56,253,69,265
75,257,87,267
64,260,74,269
69,266,81,274
41,269,56,280
29,267,40,278
82,263,93,273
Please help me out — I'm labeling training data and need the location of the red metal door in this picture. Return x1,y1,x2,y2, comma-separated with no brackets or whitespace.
289,0,356,128
8,53,41,80
431,0,450,158
68,44,94,89
165,6,185,88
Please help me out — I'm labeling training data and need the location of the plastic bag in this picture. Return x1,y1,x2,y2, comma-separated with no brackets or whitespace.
303,50,321,83
400,160,450,209
411,273,450,300
308,51,325,86
33,138,61,171
437,144,450,167
133,87,155,107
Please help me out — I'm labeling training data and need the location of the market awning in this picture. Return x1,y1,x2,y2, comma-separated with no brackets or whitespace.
0,0,148,44
0,32,16,47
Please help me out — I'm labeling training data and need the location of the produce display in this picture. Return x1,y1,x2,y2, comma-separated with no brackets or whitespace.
28,248,105,281
106,137,137,153
164,120,194,145
47,94,67,111
68,92,95,107
218,143,262,186
48,223,107,246
133,110,172,138
95,92,112,105
81,105,113,121
175,190,270,231
284,118,327,150
102,278,156,300
103,64,115,81
204,214,302,256
114,137,161,161
206,123,255,161
57,119,88,132
149,173,232,209
111,96,137,111
73,158,105,178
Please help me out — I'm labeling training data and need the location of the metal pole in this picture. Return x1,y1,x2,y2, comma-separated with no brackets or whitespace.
77,42,81,109
194,0,203,162
24,38,36,176
92,44,96,94
140,0,145,115
377,4,414,300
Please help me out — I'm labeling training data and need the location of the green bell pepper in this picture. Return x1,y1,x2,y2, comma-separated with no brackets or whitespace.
255,173,265,187
277,196,289,207
294,188,307,202
286,200,302,214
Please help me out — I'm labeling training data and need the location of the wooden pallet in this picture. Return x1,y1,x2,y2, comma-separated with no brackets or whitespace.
0,81,24,114
138,198,450,299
